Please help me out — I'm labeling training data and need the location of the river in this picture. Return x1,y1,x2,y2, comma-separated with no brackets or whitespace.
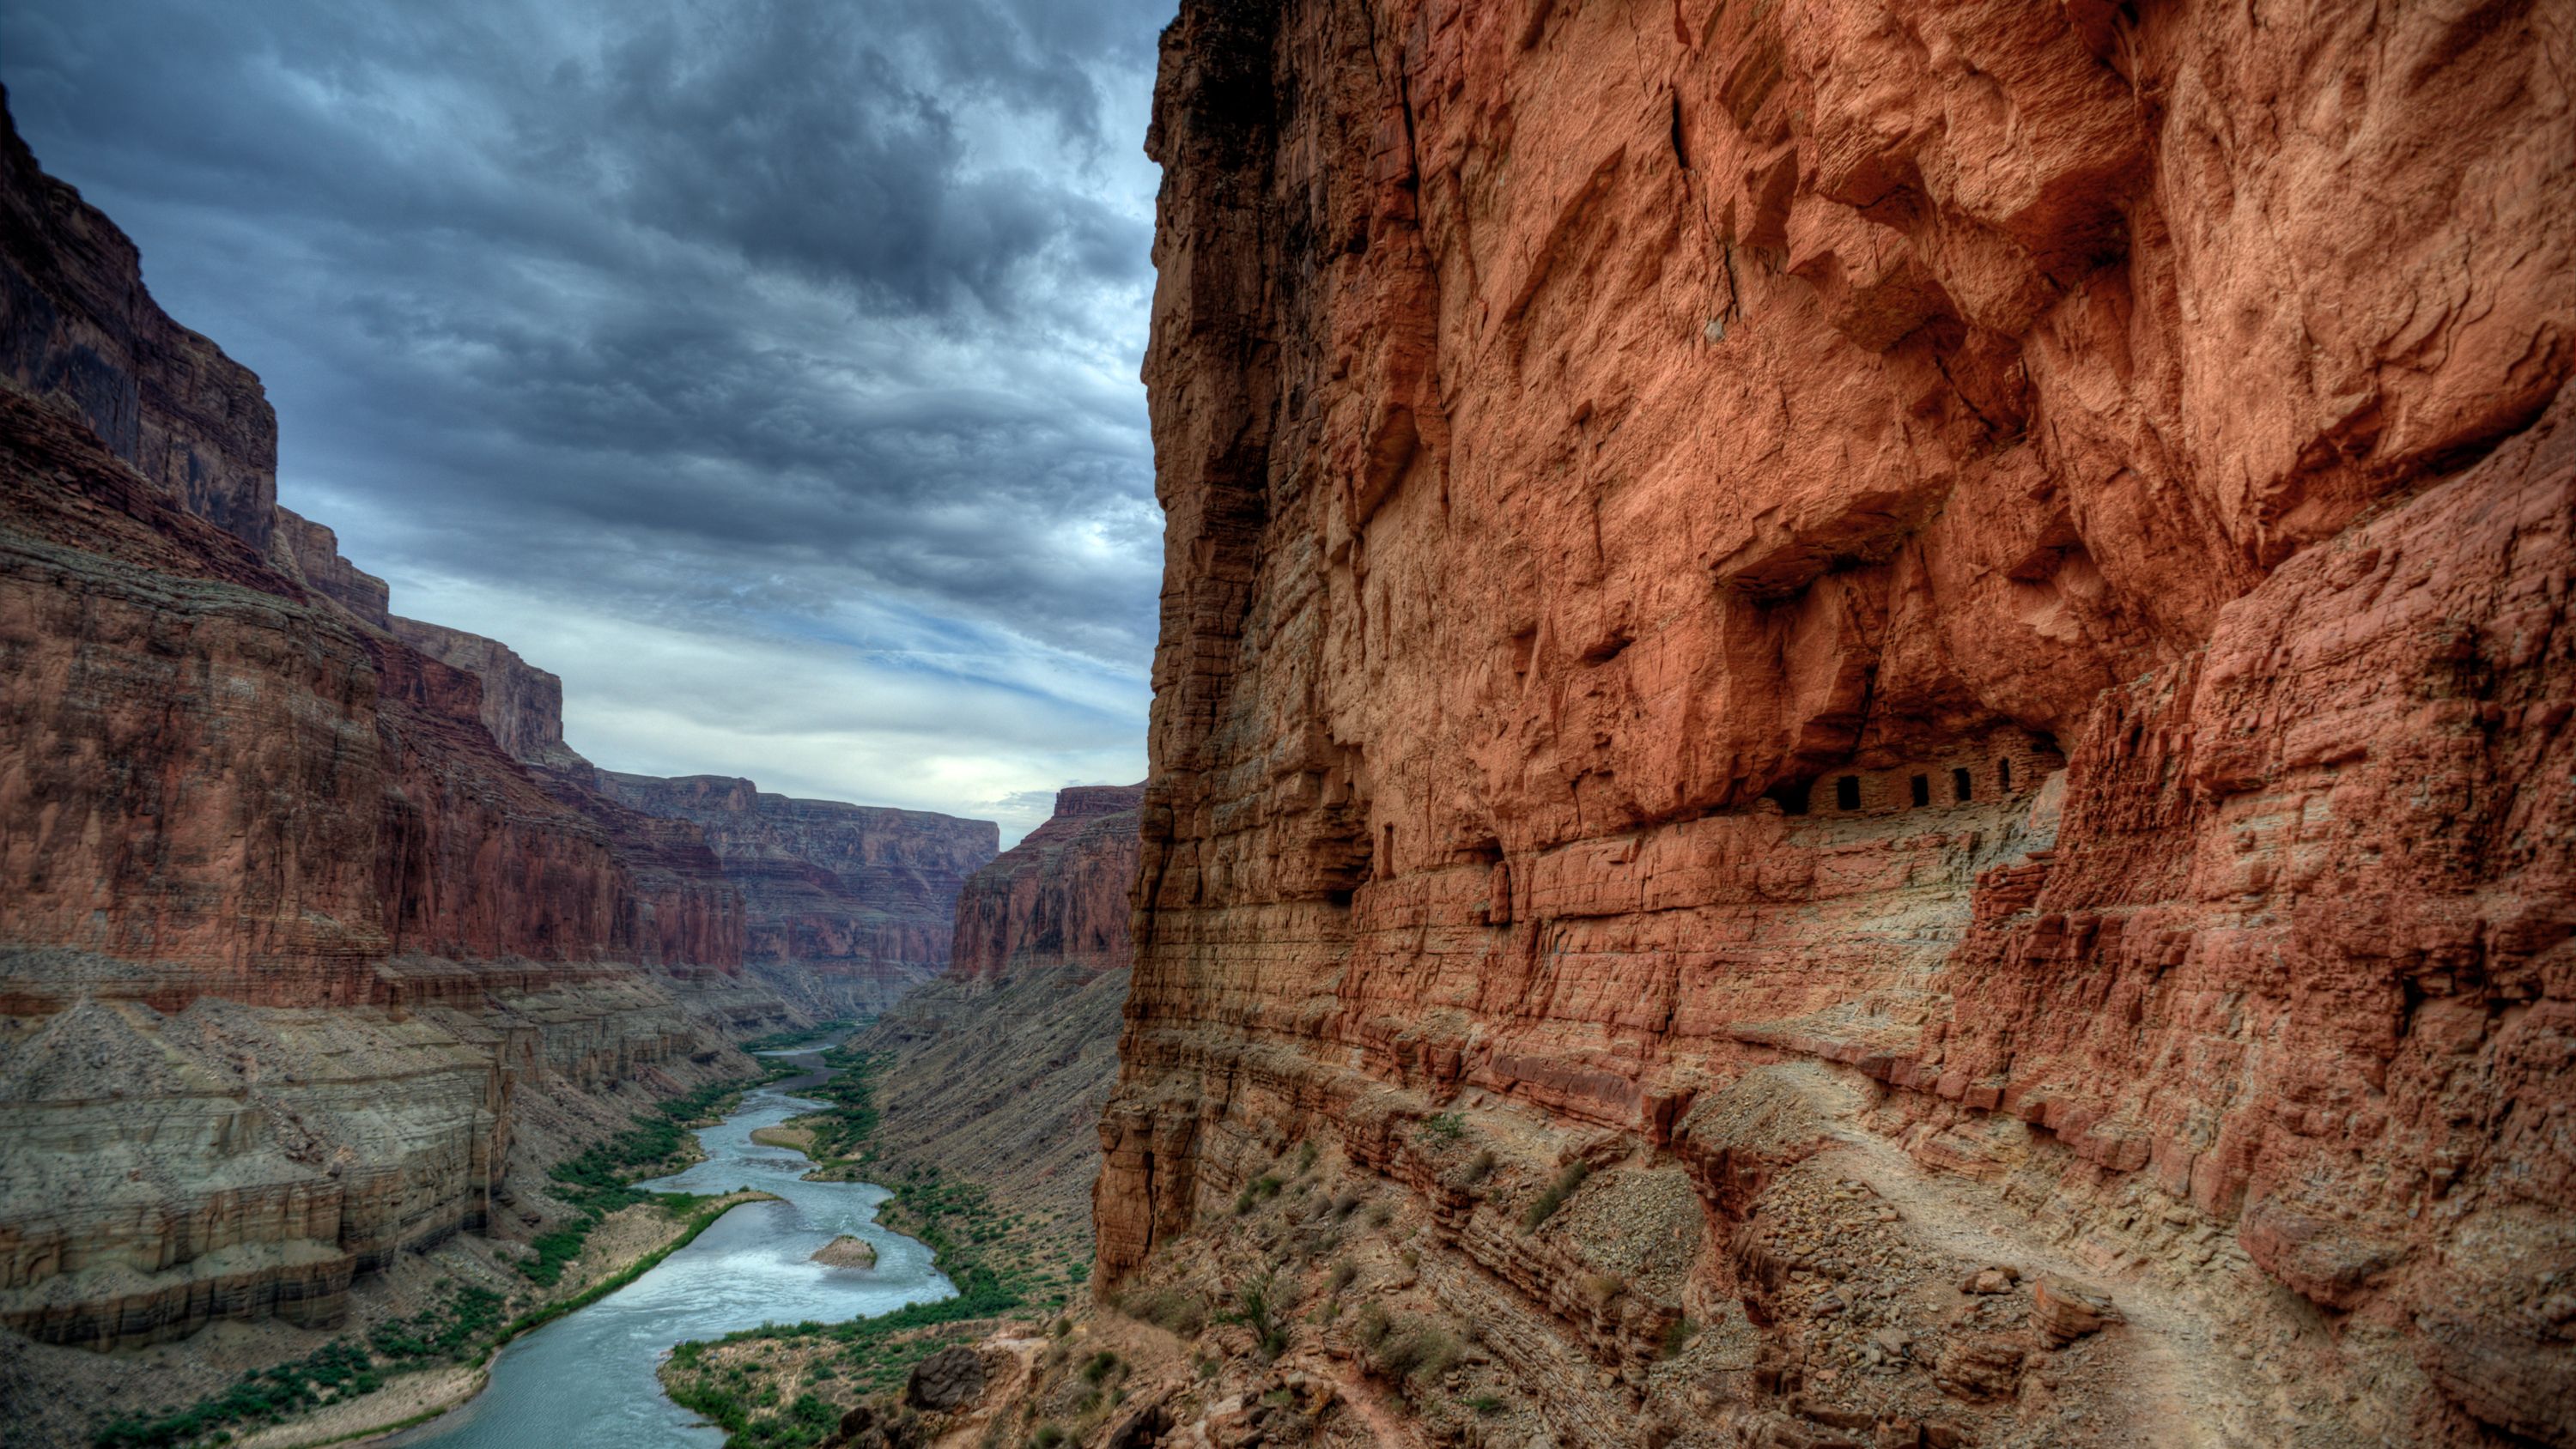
388,1043,952,1449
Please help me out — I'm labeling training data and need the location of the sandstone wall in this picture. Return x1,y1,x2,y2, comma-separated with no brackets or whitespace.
389,616,588,770
271,507,391,627
950,783,1144,983
1107,1,2573,1444
596,773,998,1016
0,966,781,1352
0,386,745,997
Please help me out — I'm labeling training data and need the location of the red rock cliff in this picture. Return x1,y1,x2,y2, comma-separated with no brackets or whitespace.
389,616,586,769
0,105,276,548
594,773,999,1015
951,784,1144,984
1102,2,2573,1444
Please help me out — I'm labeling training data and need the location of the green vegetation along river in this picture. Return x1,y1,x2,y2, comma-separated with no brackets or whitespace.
388,1046,950,1449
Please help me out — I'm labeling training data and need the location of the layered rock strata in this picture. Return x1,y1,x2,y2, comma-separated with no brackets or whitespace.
595,773,999,1016
388,618,586,770
949,783,1145,984
1095,2,2574,1446
374,627,1003,1012
0,966,763,1352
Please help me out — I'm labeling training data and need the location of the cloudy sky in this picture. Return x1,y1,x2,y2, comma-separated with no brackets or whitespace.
2,0,1174,843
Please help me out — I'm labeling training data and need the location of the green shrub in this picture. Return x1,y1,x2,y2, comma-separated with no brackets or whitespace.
738,1022,854,1052
1220,1273,1290,1360
1376,1320,1464,1384
1123,1286,1209,1337
1520,1162,1589,1234
1420,1113,1465,1141
95,1277,524,1449
1353,1302,1392,1349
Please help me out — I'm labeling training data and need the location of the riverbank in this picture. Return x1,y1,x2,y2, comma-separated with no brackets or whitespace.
143,1190,783,1449
230,1367,488,1449
396,1052,957,1449
653,1054,1087,1449
66,1065,796,1449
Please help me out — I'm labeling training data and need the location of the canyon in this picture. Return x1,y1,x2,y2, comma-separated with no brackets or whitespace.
1013,1,2574,1446
0,84,993,1435
6,0,2573,1442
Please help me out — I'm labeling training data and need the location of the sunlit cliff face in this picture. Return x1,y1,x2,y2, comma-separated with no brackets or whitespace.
1080,0,2576,1444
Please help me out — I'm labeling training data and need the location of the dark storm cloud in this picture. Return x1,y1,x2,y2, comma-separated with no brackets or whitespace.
2,0,1175,835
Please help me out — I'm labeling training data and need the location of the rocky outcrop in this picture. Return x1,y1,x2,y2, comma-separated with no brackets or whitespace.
270,508,390,627
388,617,586,770
1097,3,2573,1446
595,773,996,1016
0,100,275,549
949,784,1142,984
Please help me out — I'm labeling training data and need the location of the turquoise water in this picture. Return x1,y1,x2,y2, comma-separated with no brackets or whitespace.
388,1046,949,1449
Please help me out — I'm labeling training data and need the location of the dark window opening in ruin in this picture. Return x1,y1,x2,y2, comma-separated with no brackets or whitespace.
1910,774,1930,807
1998,757,2013,792
1836,776,1861,810
1382,824,1395,877
1765,779,1814,815
1953,767,1972,803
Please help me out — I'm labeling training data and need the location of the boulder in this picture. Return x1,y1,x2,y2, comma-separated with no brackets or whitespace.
902,1345,987,1412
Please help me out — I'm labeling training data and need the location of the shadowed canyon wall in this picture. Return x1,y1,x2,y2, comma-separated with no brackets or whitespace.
375,625,999,1018
858,784,1144,1257
1091,1,2573,1445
